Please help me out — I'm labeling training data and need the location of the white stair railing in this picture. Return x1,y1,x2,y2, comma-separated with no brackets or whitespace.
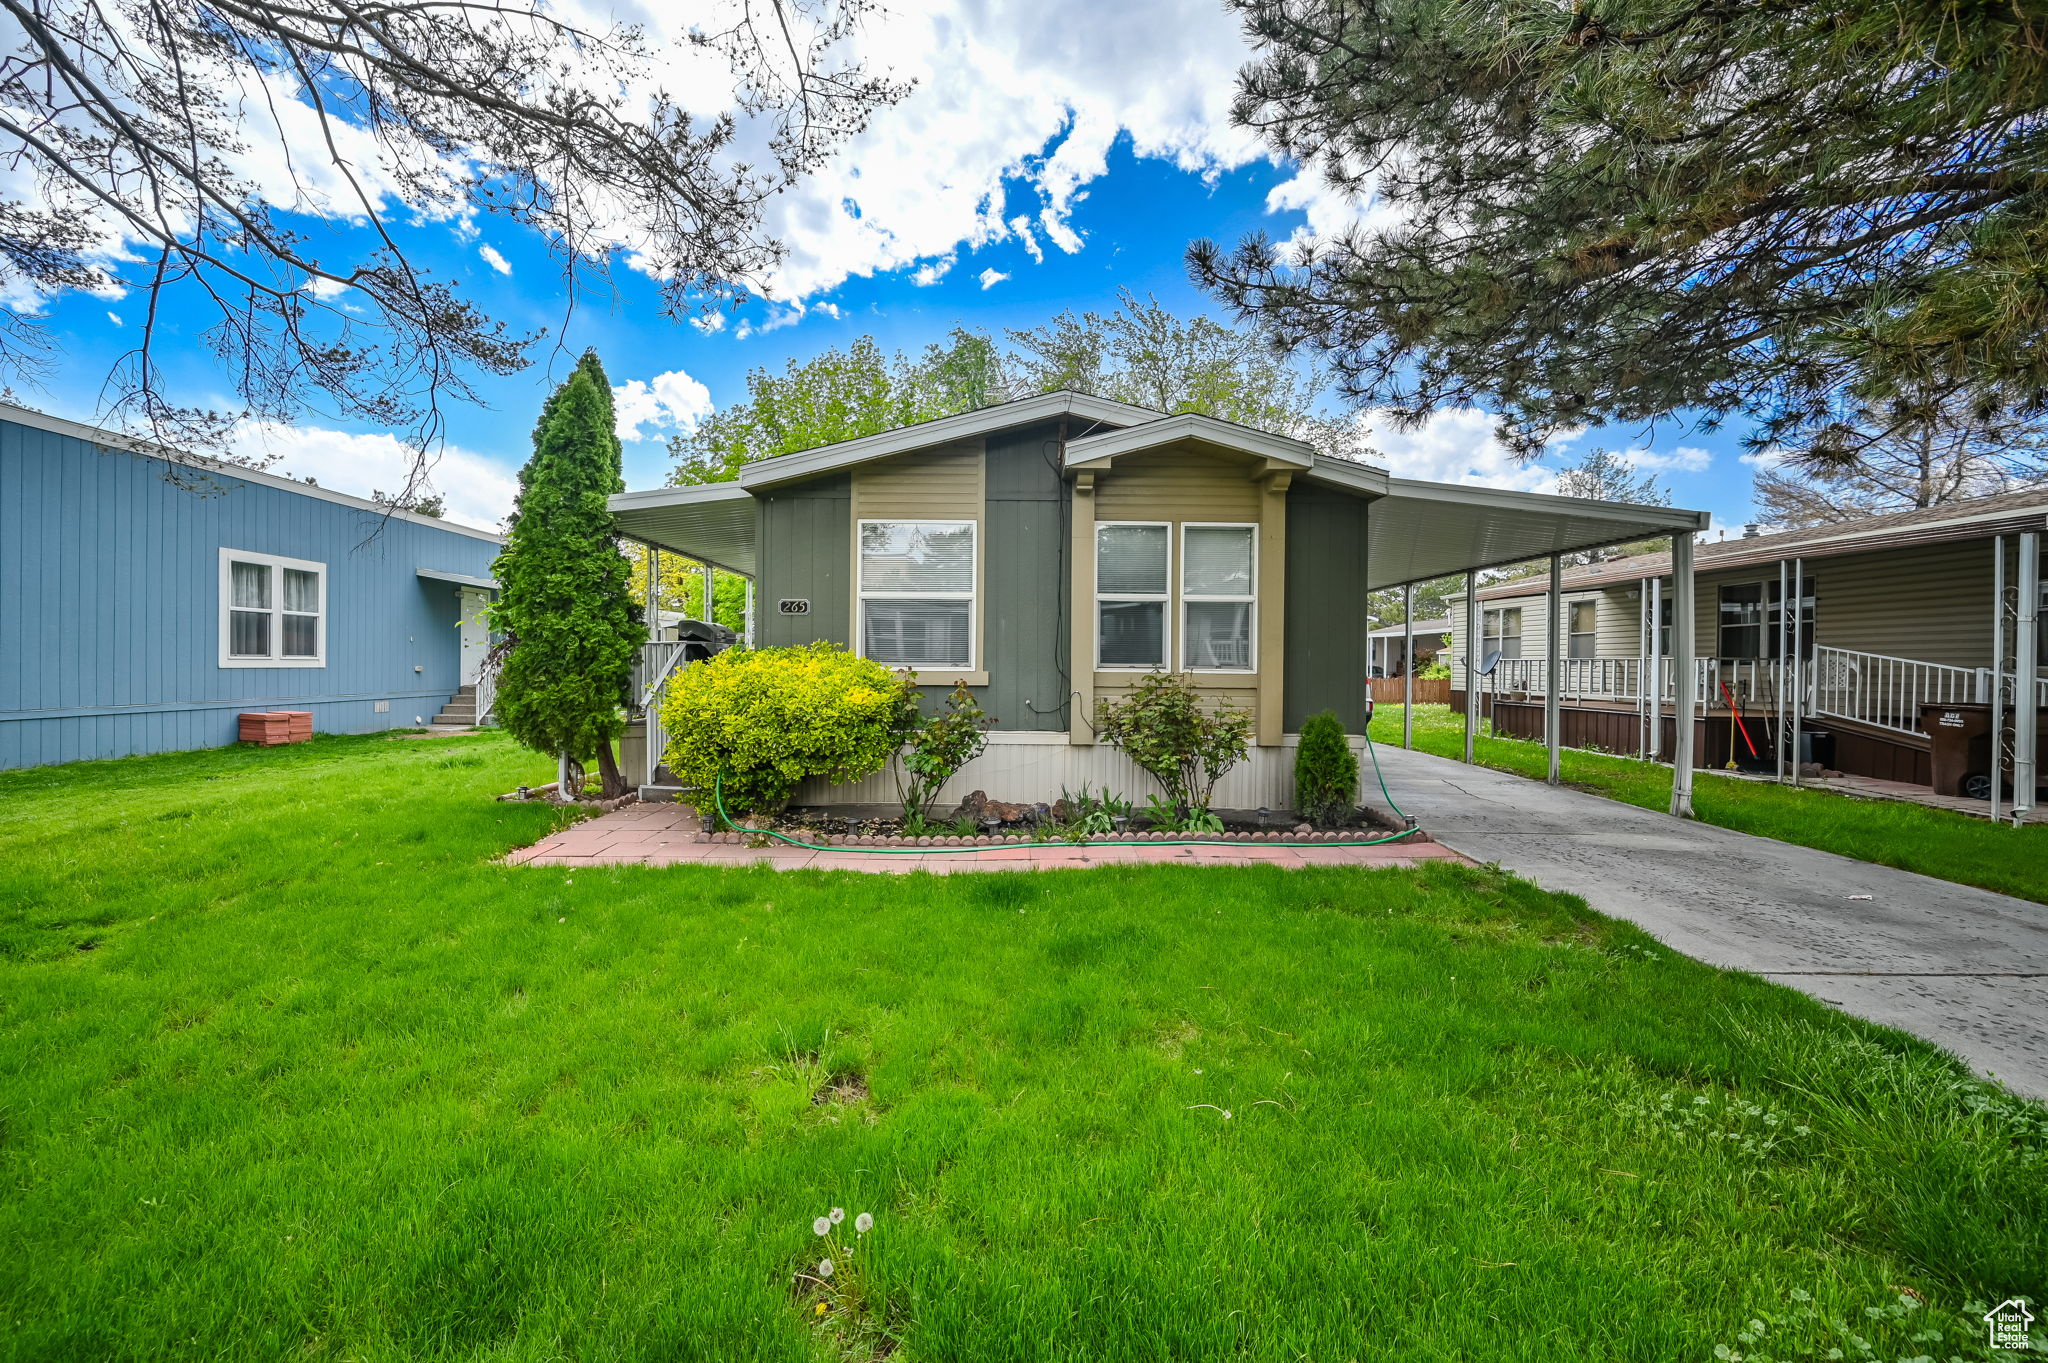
1810,645,1982,736
474,665,499,725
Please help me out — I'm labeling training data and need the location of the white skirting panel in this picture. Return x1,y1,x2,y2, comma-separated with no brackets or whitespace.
791,732,1369,810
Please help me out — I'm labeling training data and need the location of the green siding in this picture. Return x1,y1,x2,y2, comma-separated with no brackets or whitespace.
755,473,851,648
981,422,1070,731
1283,483,1374,731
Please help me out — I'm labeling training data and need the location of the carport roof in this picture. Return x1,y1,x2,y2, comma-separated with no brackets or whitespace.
1364,479,1709,590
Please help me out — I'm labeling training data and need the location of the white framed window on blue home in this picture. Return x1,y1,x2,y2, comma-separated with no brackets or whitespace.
1180,523,1256,672
1096,521,1171,670
218,548,326,668
856,519,976,670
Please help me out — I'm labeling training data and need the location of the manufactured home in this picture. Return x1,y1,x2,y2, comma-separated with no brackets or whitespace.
1447,488,2048,802
609,392,1709,808
0,405,503,769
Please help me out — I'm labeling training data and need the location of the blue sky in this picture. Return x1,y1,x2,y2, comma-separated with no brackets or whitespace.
17,1,1765,538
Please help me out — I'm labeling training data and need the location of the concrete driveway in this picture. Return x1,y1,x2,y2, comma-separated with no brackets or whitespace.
1369,744,2048,1099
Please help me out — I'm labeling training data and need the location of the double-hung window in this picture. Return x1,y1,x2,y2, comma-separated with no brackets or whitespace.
1180,524,1256,671
857,520,975,670
219,548,325,667
1482,607,1523,661
1096,522,1170,669
1718,582,1767,659
1567,600,1597,658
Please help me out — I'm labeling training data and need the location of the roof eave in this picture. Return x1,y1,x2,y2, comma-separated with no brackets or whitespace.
733,391,1166,491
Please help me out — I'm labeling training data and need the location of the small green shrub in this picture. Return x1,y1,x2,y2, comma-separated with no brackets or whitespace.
660,643,914,816
899,682,992,822
1094,673,1252,820
1294,710,1359,826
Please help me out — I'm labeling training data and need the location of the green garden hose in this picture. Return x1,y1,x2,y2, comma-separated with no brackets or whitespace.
708,734,1421,856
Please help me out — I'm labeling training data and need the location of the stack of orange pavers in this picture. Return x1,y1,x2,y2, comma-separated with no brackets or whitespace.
238,710,314,746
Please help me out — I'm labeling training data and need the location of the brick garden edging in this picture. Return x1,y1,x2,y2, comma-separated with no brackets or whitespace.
689,827,1431,847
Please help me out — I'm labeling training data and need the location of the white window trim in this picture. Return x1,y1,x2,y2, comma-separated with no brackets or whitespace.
855,518,977,672
218,547,327,669
1179,521,1258,674
1094,520,1172,672
1567,598,1598,659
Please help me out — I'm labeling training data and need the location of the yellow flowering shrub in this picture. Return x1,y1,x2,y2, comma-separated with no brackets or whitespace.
660,643,916,815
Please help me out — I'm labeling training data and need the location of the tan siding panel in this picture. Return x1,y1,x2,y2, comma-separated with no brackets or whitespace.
852,439,983,518
1094,448,1259,522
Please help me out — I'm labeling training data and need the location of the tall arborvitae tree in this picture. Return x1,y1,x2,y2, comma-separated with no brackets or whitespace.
492,352,642,800
1192,0,2048,460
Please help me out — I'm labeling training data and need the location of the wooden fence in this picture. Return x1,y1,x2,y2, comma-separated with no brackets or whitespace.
1369,676,1450,706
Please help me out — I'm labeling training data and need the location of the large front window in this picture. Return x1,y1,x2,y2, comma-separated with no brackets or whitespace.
1096,522,1169,669
858,520,975,670
219,549,325,667
1180,524,1255,671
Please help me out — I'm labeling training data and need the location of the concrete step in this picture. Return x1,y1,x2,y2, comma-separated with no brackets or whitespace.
435,704,477,721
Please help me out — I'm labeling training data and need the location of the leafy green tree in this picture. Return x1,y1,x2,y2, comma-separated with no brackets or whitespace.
670,329,1011,483
1008,288,1364,455
491,352,642,799
1192,0,2048,458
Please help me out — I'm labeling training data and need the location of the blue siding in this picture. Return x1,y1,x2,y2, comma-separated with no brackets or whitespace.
0,416,501,768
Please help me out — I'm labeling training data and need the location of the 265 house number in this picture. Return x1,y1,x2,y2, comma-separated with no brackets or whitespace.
777,599,810,615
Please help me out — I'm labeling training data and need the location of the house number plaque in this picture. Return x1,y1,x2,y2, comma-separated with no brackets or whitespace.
778,598,811,615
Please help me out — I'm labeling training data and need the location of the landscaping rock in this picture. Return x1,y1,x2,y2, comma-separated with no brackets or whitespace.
952,790,1035,825
1293,822,1313,835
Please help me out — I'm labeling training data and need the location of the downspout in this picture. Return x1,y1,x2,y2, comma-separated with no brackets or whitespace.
1991,535,2005,825
2015,530,2040,825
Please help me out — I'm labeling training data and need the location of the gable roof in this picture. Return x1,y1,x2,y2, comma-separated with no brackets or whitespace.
1465,483,2048,602
1063,411,1326,471
0,401,505,542
735,390,1169,490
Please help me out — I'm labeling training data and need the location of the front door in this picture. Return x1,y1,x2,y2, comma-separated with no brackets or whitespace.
459,588,489,684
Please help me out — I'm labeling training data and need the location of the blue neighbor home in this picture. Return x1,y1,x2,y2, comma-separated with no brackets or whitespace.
0,404,504,769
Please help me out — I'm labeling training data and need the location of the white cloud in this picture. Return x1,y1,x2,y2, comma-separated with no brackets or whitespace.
1741,446,1790,469
1009,216,1043,263
1628,445,1713,473
106,311,122,327
303,275,351,300
1355,408,1556,493
479,244,511,275
911,257,955,287
232,422,516,529
977,268,1009,290
1264,167,1402,254
611,368,714,442
690,311,728,335
813,301,844,320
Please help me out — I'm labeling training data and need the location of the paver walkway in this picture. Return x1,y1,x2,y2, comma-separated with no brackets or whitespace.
1368,744,2048,1098
506,802,1466,874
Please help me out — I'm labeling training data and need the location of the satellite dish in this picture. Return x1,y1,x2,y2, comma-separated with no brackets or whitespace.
1475,649,1504,677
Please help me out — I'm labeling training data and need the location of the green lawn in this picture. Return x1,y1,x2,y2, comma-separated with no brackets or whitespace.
1,733,2041,1361
1370,703,2048,904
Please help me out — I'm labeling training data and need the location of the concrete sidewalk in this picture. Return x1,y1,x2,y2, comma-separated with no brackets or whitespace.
1369,744,2048,1098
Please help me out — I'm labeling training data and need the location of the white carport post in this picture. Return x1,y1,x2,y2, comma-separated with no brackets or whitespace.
744,577,755,646
1647,576,1663,759
646,545,659,635
2015,531,2040,825
1775,559,1788,782
1463,573,1480,764
1545,553,1563,784
1669,531,1697,817
701,560,714,625
1402,583,1415,750
1991,536,2006,824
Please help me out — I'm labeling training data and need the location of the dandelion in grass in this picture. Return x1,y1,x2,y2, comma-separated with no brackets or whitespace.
830,1207,845,1224
813,1215,832,1236
855,1212,873,1234
818,1258,834,1278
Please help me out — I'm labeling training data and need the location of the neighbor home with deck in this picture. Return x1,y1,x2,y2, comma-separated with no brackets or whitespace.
606,391,1710,809
1445,488,2048,807
0,405,503,769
